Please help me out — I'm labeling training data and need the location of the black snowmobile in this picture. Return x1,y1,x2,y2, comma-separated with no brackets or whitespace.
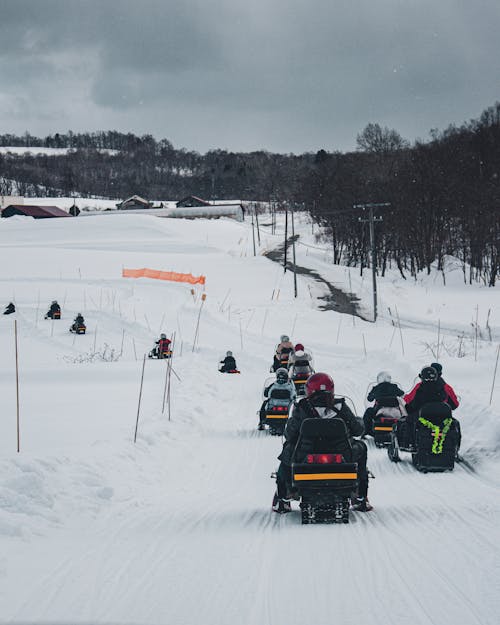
388,402,460,472
70,321,86,334
371,396,405,447
261,376,294,435
291,418,359,524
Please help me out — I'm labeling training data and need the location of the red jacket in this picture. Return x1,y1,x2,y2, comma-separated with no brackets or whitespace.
159,338,171,352
404,381,459,410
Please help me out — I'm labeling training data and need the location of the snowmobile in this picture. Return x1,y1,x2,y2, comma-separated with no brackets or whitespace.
261,375,294,435
291,418,359,524
70,322,86,335
271,347,294,372
371,396,406,447
388,402,459,472
148,347,172,359
289,361,314,396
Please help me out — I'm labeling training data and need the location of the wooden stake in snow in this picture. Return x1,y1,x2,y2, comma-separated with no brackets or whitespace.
395,306,405,356
120,329,125,357
132,337,137,361
336,316,342,344
162,333,176,415
133,355,147,443
245,309,255,331
35,290,40,328
389,326,397,348
489,344,500,405
291,312,298,336
474,305,479,362
219,289,231,312
192,293,207,352
362,333,367,357
261,309,268,336
14,320,20,453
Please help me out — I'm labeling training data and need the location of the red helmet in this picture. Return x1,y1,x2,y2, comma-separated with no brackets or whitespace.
294,343,304,351
305,372,334,397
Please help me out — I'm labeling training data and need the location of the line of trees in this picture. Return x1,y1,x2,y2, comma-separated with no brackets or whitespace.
0,104,498,285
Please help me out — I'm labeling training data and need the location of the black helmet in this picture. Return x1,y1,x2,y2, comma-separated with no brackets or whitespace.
276,368,289,383
419,366,438,382
160,333,167,339
430,362,443,376
226,350,233,357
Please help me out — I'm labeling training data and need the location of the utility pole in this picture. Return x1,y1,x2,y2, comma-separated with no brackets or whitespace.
355,202,389,322
283,207,288,273
251,210,256,256
291,206,298,297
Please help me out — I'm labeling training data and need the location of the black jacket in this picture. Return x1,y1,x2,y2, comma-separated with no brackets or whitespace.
367,381,404,403
220,356,236,370
74,315,84,325
279,396,363,465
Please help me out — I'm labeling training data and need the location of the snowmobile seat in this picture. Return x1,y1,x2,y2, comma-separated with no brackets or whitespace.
376,396,400,409
269,388,292,401
292,418,354,465
292,419,358,523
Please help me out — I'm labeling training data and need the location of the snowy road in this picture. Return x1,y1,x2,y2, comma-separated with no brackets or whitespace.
0,213,499,625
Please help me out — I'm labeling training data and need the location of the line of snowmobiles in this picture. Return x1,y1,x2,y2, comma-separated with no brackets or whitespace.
261,346,462,525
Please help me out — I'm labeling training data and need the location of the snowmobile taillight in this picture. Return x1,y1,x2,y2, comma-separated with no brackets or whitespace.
306,453,343,464
276,405,287,411
380,417,397,424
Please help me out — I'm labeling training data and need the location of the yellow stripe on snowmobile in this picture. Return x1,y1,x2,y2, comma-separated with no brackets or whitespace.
374,426,393,431
294,473,358,481
294,380,307,384
266,414,288,419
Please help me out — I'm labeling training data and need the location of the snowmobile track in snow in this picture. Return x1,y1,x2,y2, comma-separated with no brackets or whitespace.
265,235,369,320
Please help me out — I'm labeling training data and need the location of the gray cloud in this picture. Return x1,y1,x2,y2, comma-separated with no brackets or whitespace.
0,0,499,152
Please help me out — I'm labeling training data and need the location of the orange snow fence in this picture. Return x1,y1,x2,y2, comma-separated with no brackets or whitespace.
122,268,206,285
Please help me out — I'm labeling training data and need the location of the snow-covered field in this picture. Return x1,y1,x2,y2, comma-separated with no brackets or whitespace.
0,212,499,625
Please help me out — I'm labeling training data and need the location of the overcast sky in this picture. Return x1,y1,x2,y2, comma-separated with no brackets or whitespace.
1,0,499,154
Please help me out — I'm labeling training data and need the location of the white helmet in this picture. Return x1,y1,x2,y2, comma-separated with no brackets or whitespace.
377,371,392,383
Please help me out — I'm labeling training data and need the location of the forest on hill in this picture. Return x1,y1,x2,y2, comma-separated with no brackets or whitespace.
0,103,498,285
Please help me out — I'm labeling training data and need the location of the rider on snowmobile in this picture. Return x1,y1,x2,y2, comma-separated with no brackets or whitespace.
70,313,85,332
45,300,61,319
258,367,296,430
362,371,405,435
272,335,294,371
273,372,371,513
429,362,459,410
219,350,238,373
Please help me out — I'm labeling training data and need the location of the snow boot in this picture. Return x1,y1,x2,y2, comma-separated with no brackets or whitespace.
272,492,291,514
352,497,373,512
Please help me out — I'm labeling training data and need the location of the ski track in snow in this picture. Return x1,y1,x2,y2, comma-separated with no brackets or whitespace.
0,214,499,625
